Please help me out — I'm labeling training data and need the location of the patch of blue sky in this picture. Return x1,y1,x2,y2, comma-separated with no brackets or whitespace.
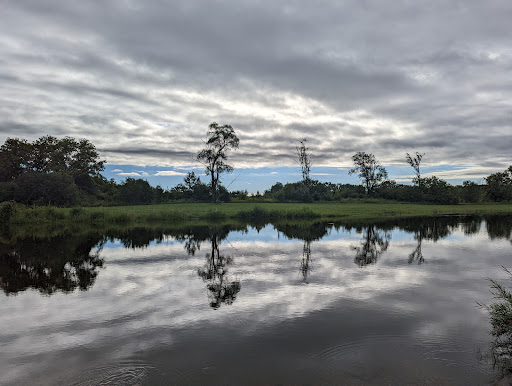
103,163,478,194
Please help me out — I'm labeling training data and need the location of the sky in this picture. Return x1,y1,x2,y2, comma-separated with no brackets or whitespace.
1,0,511,192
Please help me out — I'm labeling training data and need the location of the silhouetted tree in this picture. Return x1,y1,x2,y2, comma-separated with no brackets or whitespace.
28,136,104,177
197,122,239,203
461,180,483,203
405,152,425,186
0,136,105,205
421,176,458,204
172,172,210,201
14,171,79,206
118,178,154,204
296,138,312,184
0,138,32,182
486,166,512,202
349,152,388,195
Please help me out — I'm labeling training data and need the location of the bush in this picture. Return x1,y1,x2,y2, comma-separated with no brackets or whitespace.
70,207,84,217
421,177,459,204
118,178,155,204
14,172,78,206
0,201,16,223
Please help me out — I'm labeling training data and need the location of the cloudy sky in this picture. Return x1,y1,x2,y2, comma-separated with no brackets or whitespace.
1,1,511,191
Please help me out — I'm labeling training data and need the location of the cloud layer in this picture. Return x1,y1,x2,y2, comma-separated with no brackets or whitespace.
1,0,511,174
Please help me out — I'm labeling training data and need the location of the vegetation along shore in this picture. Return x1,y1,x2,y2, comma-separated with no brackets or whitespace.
1,124,512,228
3,201,512,229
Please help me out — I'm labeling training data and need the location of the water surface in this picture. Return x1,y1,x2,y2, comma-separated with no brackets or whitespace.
1,216,512,384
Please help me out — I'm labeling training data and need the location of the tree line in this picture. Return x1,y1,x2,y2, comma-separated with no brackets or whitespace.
0,124,511,206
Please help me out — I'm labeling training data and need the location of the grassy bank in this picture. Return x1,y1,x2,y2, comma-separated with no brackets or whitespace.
4,201,512,227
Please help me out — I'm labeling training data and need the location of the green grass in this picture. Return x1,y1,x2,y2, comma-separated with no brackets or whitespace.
5,201,512,227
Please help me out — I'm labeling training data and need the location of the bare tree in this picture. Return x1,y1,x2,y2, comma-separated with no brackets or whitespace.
349,152,388,195
296,138,311,184
405,152,425,186
197,122,239,203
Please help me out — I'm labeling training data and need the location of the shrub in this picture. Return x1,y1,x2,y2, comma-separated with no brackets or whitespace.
0,201,16,223
206,209,227,221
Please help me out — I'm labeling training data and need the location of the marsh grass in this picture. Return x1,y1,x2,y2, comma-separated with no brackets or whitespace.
206,209,227,221
5,201,512,227
479,267,512,380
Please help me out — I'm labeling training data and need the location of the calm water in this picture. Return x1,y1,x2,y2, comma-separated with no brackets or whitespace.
1,216,512,384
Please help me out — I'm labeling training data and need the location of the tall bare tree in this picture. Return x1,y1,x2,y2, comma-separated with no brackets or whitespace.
197,122,239,203
296,138,311,184
405,152,425,186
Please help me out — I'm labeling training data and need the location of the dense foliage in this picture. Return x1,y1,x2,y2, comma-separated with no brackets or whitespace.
0,136,111,206
0,136,511,206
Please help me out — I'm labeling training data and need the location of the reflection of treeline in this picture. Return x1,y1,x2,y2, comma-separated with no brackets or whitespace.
2,215,511,296
0,233,104,295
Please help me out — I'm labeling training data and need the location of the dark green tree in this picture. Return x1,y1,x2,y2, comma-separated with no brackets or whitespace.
461,180,483,203
171,172,210,201
0,138,32,182
119,178,155,204
349,152,388,195
29,136,104,176
197,122,239,203
14,172,79,206
486,166,512,202
420,176,458,204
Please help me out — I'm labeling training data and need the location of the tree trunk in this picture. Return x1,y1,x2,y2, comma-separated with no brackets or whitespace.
211,170,217,203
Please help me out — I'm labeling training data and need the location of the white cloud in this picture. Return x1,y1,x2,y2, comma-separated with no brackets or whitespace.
117,172,142,177
111,169,122,172
174,165,203,171
154,170,187,177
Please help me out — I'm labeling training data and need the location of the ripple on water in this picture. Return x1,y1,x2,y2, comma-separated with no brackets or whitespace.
66,360,166,385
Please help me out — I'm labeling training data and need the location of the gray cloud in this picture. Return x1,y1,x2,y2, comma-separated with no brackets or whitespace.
1,0,511,174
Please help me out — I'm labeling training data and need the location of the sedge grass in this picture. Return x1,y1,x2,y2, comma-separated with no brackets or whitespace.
5,201,512,227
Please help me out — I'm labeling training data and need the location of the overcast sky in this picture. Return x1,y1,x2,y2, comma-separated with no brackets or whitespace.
1,1,511,190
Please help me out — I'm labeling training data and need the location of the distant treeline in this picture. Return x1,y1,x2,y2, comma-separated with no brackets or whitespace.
0,135,511,206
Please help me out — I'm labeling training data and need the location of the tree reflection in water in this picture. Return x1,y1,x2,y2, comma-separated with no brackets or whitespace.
408,237,424,265
300,240,312,283
0,234,104,295
196,230,241,309
272,222,332,283
486,215,512,241
394,216,467,265
352,226,390,267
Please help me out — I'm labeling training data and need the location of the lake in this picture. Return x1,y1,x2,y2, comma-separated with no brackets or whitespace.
1,215,512,384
